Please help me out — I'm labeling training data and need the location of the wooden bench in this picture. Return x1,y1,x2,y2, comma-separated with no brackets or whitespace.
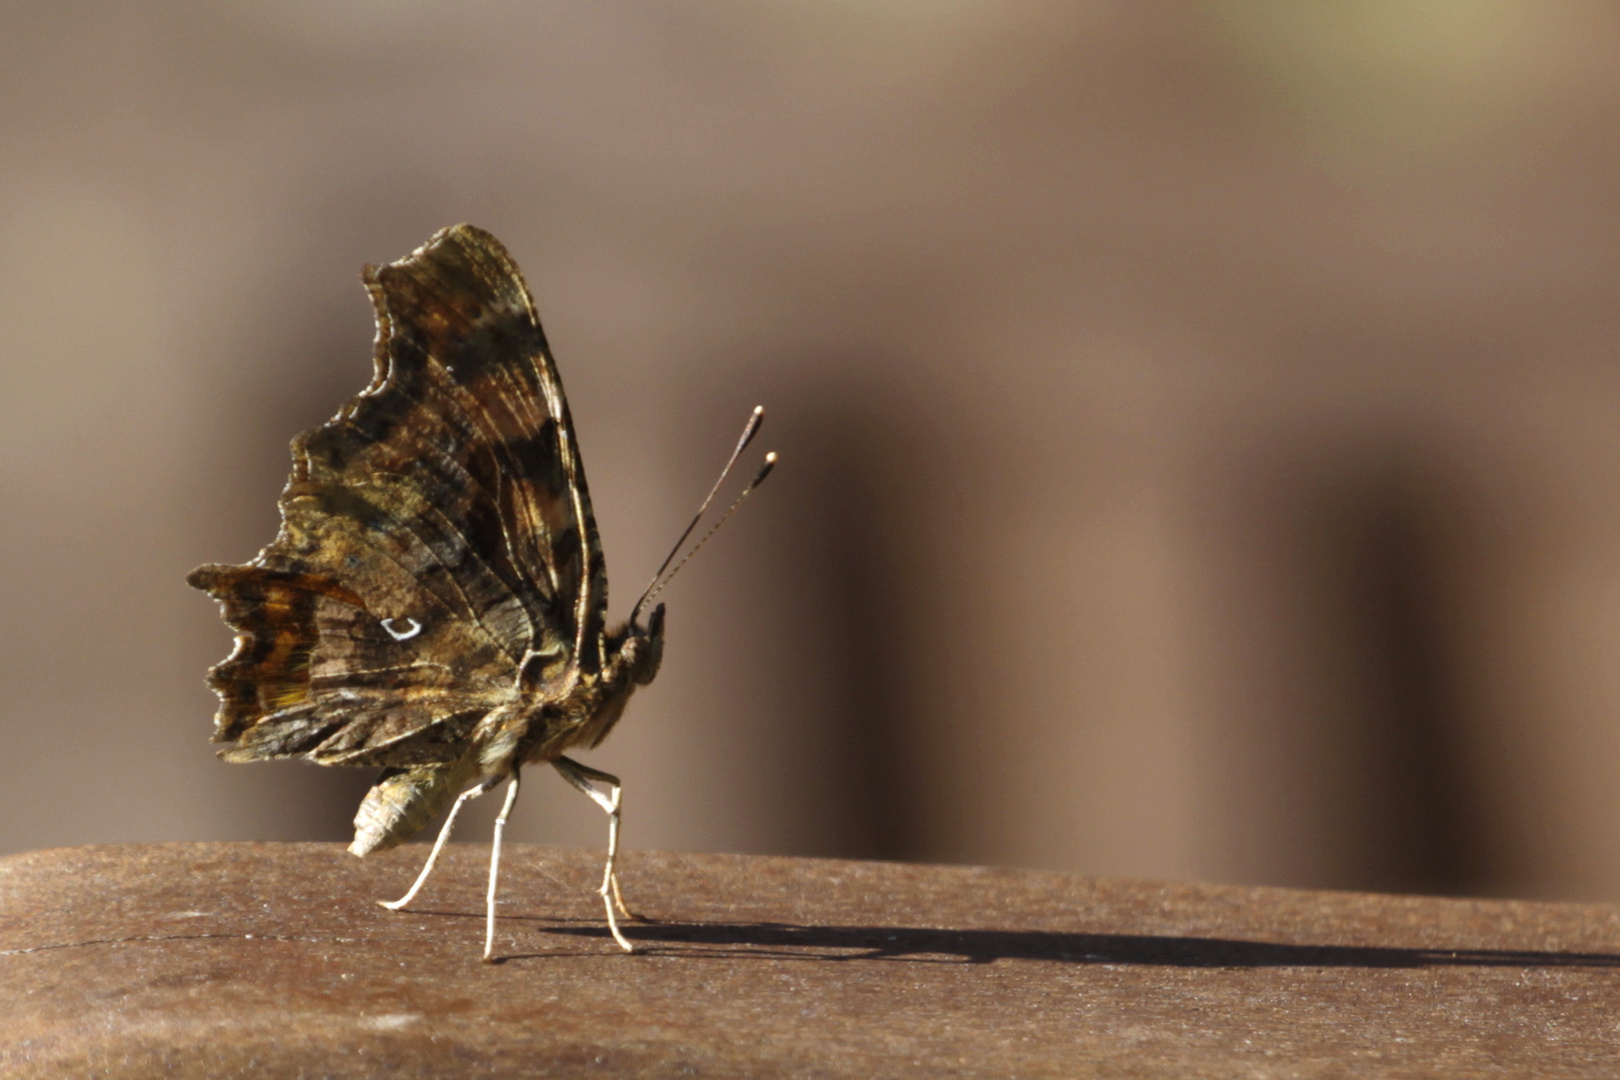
4,843,1617,1076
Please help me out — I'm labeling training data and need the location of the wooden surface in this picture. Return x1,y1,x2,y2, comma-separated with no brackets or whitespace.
4,844,1620,1077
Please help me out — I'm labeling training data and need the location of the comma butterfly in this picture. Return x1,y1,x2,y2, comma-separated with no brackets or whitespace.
189,224,772,959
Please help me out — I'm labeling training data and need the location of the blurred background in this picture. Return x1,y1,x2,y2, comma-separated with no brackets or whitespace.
8,1,1620,903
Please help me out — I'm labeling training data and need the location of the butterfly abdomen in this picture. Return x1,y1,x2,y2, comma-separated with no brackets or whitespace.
350,756,482,856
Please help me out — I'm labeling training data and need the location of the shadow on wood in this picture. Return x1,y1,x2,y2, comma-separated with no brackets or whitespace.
550,919,1620,970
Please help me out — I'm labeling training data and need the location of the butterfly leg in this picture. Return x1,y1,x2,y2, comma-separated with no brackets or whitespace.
378,776,497,911
553,755,638,953
483,768,523,963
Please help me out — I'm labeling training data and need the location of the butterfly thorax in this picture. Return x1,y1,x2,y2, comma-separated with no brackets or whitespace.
473,602,665,776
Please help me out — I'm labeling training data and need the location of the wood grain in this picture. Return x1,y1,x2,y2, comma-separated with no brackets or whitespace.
4,843,1619,1077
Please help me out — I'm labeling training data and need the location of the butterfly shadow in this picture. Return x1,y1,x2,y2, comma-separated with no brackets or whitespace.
479,916,1620,970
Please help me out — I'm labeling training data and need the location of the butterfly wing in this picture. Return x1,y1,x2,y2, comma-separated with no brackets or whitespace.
189,225,608,777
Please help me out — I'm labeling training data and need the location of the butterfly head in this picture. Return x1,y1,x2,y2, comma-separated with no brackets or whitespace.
619,601,665,686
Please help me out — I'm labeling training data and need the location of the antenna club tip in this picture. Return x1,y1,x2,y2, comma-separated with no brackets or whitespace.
753,405,765,415
764,451,778,463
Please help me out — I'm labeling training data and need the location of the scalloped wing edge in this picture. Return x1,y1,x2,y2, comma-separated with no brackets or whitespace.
187,563,366,746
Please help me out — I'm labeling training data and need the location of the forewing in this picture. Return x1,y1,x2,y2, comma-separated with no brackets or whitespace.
189,224,607,767
357,224,608,676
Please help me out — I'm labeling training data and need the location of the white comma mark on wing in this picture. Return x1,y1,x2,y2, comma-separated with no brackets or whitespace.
382,616,423,641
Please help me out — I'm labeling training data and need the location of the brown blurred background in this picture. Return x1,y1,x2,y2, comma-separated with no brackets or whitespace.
8,2,1620,902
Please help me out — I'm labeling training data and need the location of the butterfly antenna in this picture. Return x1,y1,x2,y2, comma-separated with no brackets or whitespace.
638,453,775,615
631,407,776,623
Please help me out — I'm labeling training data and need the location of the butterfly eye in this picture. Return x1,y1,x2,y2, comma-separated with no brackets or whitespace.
381,616,423,641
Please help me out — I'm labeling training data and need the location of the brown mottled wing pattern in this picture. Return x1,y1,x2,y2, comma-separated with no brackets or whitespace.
189,225,607,774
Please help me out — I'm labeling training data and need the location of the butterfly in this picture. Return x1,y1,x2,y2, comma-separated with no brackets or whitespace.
189,224,773,960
